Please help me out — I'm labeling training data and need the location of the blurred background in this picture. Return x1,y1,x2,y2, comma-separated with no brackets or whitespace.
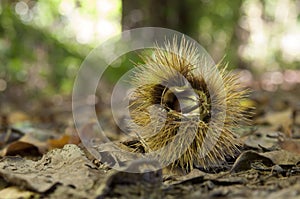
0,0,300,110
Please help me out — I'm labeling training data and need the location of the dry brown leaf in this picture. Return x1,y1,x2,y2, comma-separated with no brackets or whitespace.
0,144,102,193
47,133,80,150
279,139,300,155
231,151,274,173
8,111,30,124
256,109,292,131
96,159,162,197
231,149,300,174
261,150,300,165
93,141,142,168
244,128,281,149
163,169,207,185
0,141,39,157
0,132,49,156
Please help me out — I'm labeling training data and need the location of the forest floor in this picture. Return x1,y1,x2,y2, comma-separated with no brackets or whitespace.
0,85,300,199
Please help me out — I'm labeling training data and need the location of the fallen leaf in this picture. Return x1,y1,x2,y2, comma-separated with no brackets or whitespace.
244,128,281,150
96,159,162,197
231,151,273,173
0,128,24,147
279,139,300,155
164,169,207,185
256,109,292,131
8,111,30,125
92,141,142,168
261,150,300,165
47,133,80,149
0,141,40,157
0,126,58,156
231,149,300,174
0,144,102,193
0,186,38,199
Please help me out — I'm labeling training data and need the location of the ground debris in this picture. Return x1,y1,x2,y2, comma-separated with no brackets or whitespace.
0,144,104,194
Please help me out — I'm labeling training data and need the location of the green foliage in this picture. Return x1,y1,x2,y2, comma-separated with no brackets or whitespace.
0,1,86,95
1,0,299,99
0,0,123,97
196,0,243,69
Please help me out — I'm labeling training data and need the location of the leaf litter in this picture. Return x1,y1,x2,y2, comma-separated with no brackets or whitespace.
0,87,300,198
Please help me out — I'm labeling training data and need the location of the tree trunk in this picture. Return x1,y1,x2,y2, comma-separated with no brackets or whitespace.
121,0,201,39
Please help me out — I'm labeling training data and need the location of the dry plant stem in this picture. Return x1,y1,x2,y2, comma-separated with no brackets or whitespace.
129,36,251,171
